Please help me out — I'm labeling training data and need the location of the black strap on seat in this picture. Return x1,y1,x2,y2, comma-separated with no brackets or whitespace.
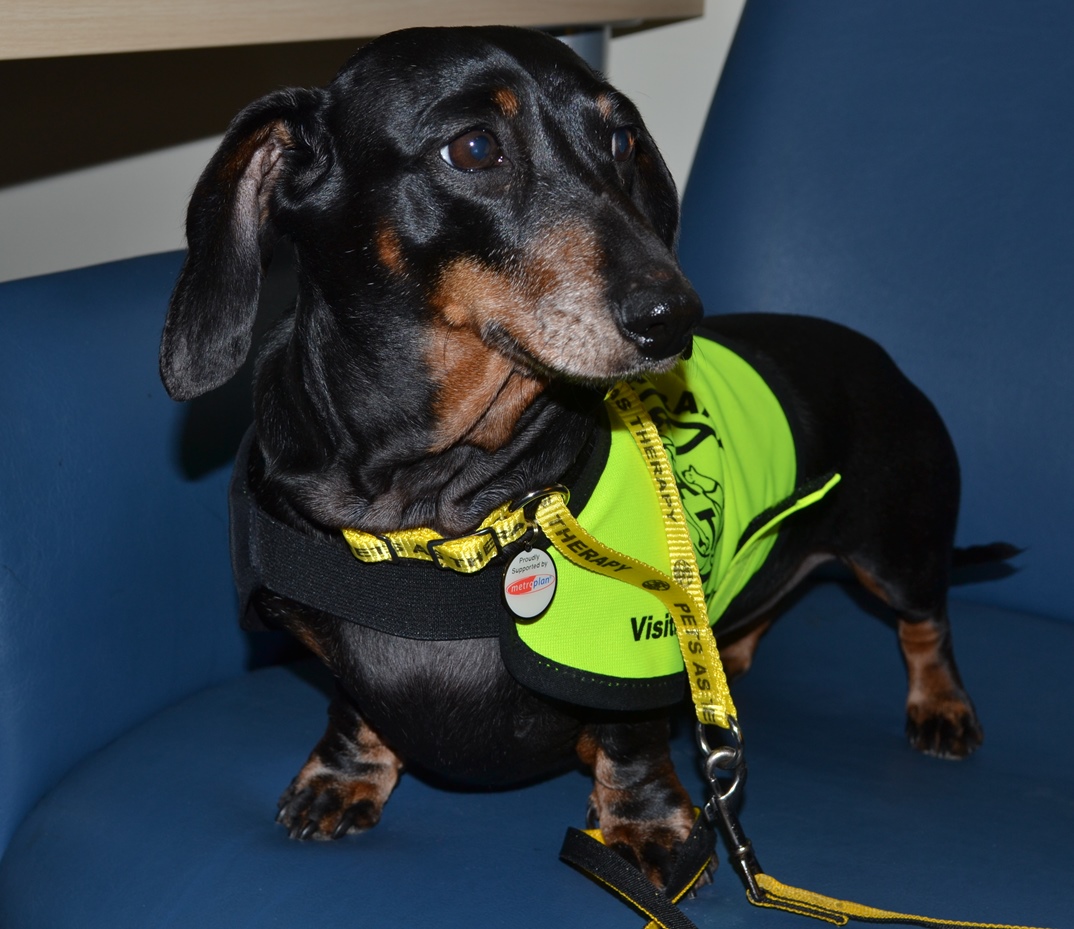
559,814,717,929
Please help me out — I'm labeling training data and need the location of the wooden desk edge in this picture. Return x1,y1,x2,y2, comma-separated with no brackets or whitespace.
0,1,704,61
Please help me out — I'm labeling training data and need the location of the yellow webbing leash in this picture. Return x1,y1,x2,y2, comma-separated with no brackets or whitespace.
546,382,1052,929
748,874,1049,929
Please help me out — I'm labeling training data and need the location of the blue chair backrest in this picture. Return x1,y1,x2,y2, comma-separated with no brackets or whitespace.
679,0,1074,623
0,253,254,852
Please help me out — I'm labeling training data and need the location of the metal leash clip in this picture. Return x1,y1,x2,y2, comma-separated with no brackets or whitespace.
508,484,570,549
508,484,570,519
696,716,766,904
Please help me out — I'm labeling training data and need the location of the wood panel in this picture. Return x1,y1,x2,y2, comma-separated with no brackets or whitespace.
1,0,702,60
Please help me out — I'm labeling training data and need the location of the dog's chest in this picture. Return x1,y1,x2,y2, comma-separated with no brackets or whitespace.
502,336,801,709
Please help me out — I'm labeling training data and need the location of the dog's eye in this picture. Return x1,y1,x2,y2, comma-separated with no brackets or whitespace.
611,127,636,162
440,130,504,171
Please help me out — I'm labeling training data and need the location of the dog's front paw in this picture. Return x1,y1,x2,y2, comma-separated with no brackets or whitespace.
277,695,403,840
906,694,983,759
598,814,697,889
277,759,395,840
579,722,696,889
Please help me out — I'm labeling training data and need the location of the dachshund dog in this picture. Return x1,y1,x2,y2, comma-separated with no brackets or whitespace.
160,26,990,889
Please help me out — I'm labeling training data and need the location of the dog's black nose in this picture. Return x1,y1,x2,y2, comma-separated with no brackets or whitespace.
617,286,703,360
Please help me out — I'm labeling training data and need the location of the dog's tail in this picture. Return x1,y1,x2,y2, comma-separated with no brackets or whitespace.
950,542,1022,586
952,542,1022,567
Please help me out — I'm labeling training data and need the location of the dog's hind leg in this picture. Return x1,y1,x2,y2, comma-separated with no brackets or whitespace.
847,560,983,759
896,608,982,759
717,616,774,681
577,720,695,889
277,689,403,840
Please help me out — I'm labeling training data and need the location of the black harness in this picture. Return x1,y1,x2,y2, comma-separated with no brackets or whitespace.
228,420,609,641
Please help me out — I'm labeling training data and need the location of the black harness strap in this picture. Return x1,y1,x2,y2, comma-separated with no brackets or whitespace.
229,427,501,639
560,815,717,929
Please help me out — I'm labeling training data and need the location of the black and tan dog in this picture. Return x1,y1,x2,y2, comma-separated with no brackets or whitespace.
160,26,994,888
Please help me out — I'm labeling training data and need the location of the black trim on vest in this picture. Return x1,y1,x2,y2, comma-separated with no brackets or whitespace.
499,615,688,711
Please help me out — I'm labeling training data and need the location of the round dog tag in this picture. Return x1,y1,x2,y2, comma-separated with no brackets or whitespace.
503,548,557,620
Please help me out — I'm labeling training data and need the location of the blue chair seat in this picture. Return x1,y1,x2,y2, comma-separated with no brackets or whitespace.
2,584,1070,928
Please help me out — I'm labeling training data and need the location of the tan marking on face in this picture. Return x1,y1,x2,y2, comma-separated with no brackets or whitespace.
425,221,680,450
425,318,547,453
426,223,648,451
492,86,521,118
429,223,644,387
375,223,406,275
596,92,614,121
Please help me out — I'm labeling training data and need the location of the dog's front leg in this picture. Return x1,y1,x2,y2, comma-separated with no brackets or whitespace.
277,688,403,840
577,719,695,889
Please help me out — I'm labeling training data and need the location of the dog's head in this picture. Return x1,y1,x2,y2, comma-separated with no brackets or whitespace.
160,27,702,411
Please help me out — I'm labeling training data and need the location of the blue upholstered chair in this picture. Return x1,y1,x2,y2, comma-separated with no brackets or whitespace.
2,4,1072,926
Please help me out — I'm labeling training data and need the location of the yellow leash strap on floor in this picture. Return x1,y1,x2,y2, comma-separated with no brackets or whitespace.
749,873,1053,929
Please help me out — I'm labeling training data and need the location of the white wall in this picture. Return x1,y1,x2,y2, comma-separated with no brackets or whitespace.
607,1,744,201
0,2,743,283
0,138,222,284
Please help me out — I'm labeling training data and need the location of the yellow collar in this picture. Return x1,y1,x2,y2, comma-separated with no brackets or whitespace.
341,486,568,574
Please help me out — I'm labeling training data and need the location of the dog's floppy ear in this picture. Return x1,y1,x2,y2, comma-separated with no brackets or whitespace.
631,133,681,251
160,87,330,401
